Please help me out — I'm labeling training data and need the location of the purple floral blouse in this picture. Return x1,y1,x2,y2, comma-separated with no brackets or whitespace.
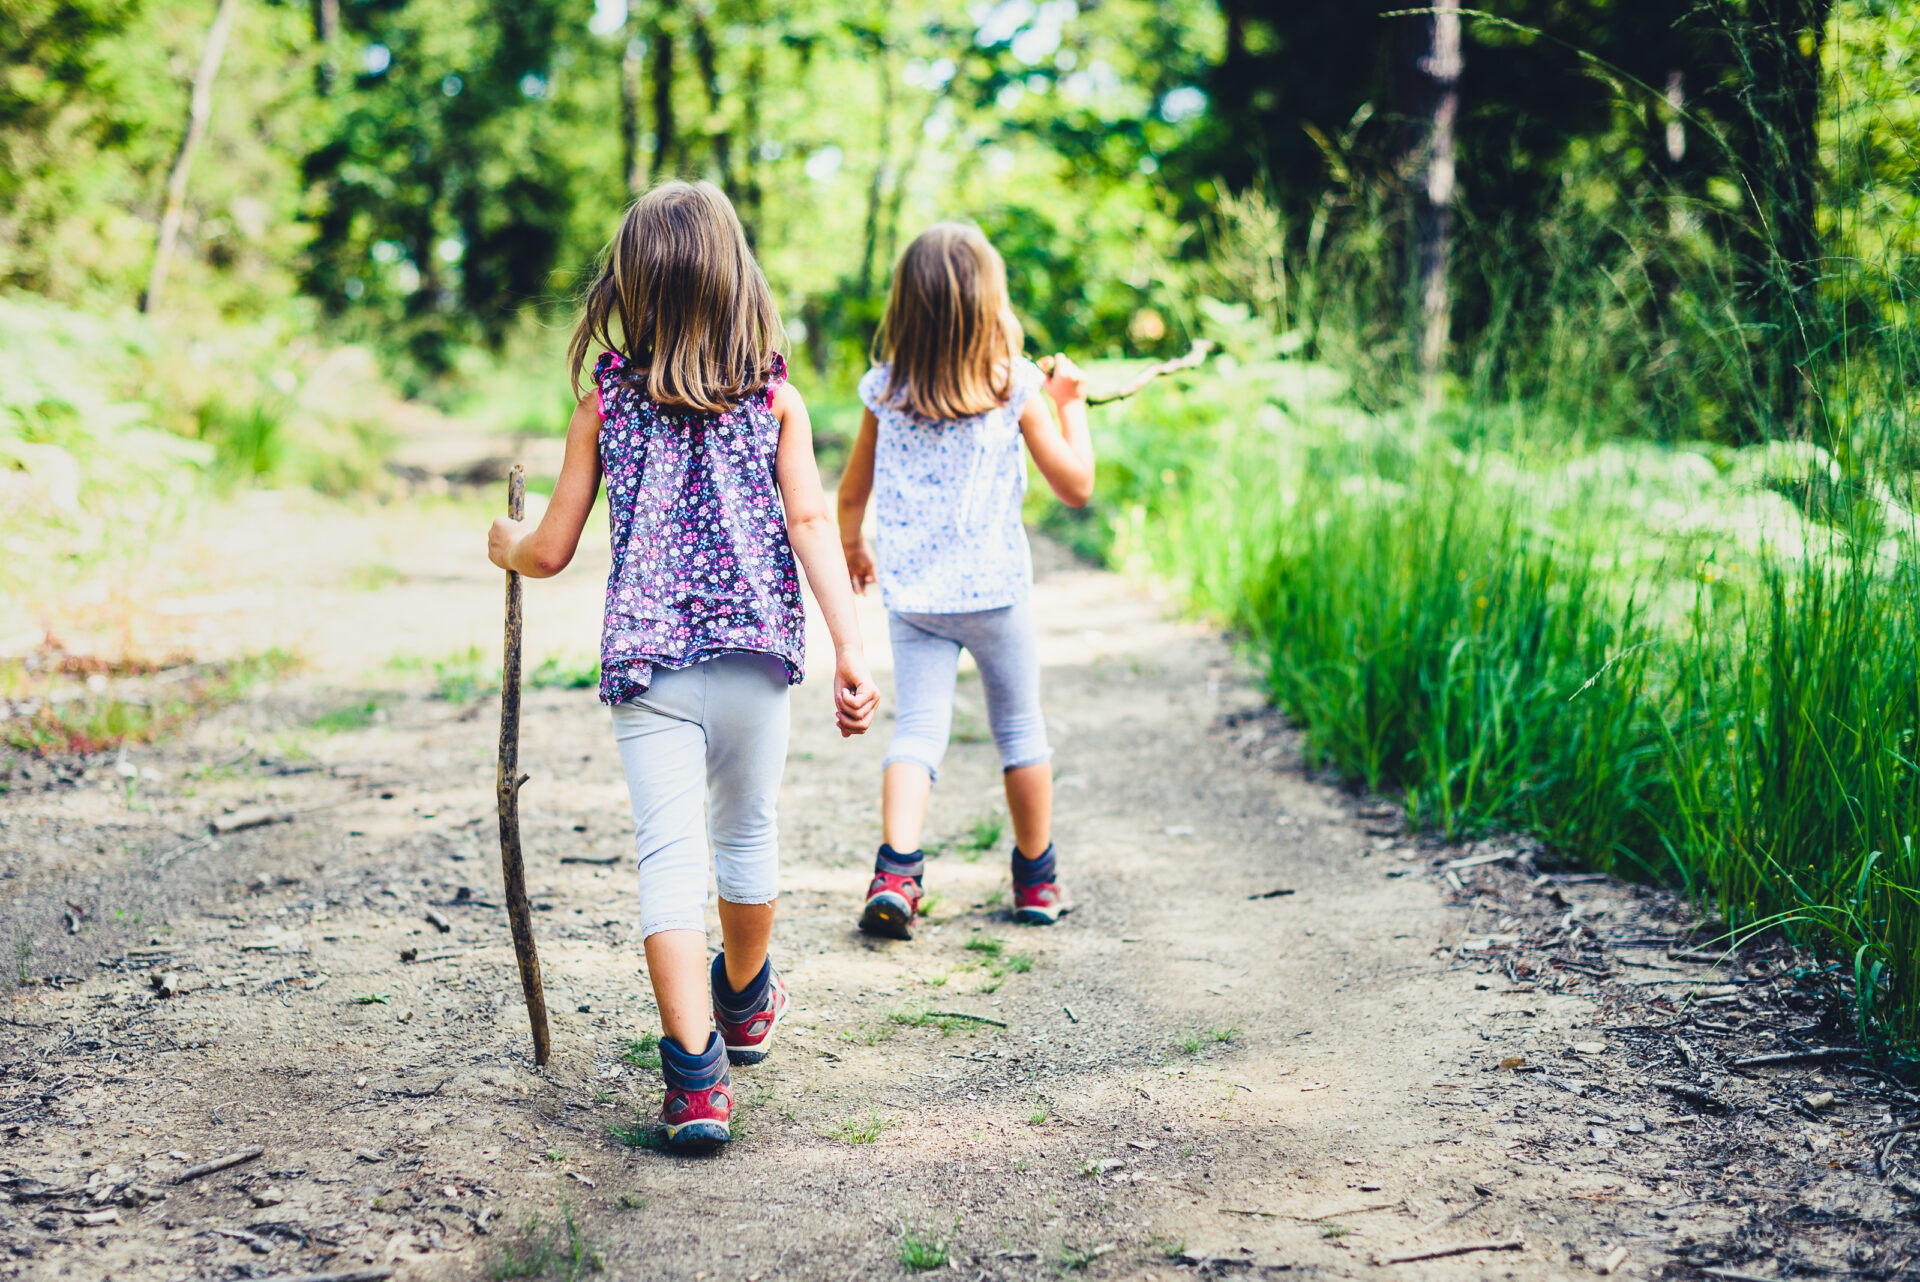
594,350,805,705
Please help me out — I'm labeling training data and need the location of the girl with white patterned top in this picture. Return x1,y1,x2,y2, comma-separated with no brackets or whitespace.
837,222,1094,938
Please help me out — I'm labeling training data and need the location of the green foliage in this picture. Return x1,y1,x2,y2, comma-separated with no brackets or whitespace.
491,1203,602,1281
310,696,393,734
388,646,498,703
528,655,600,690
960,813,1005,854
898,1220,954,1272
963,934,1005,957
1,650,292,755
618,1033,661,1072
1113,342,1920,1047
833,1106,893,1144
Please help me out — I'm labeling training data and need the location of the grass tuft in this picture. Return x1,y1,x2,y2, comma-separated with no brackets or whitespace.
619,1034,662,1072
899,1220,954,1271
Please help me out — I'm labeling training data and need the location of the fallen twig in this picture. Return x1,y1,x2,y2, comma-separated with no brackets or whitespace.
175,1147,263,1183
1868,1118,1920,1141
1374,1236,1524,1266
925,1011,1008,1027
208,1225,271,1252
1223,1202,1399,1222
1731,1047,1861,1069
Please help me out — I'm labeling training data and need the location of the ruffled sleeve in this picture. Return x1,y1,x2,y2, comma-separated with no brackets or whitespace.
593,350,624,419
857,364,890,415
1005,357,1046,418
762,351,788,409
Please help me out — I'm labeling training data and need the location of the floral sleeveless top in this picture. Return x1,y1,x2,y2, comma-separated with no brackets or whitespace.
594,350,805,705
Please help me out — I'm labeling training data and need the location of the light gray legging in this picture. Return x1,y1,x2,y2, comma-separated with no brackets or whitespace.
885,599,1052,783
610,652,790,940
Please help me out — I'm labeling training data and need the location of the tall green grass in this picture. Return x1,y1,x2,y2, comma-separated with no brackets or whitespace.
1102,361,1920,1048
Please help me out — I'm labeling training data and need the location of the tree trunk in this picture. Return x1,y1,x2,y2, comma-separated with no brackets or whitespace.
691,11,732,195
1664,69,1686,164
620,25,644,195
142,0,240,314
649,3,677,176
311,0,339,95
1411,0,1462,406
857,34,894,299
740,32,764,249
883,78,955,272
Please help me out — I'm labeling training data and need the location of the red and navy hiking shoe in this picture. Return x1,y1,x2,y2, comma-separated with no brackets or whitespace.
860,869,923,940
711,955,788,1066
658,1033,732,1152
1013,877,1072,925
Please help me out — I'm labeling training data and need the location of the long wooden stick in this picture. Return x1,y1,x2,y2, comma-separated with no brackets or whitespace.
496,465,551,1066
1042,340,1216,406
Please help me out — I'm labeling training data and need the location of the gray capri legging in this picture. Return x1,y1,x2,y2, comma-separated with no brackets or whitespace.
884,598,1053,783
610,651,791,939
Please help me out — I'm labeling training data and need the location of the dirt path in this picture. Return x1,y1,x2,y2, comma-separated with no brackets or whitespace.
7,464,1920,1280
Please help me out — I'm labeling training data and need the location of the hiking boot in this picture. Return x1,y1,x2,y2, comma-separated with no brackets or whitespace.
860,869,923,939
1012,844,1070,925
1012,877,1071,925
711,953,788,1066
658,1033,731,1152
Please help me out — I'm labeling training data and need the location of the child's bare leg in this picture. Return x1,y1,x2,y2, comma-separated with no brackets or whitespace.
881,761,934,851
1004,761,1053,857
717,897,776,994
642,929,711,1050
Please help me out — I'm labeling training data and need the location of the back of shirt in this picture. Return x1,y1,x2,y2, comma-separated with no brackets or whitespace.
858,358,1045,614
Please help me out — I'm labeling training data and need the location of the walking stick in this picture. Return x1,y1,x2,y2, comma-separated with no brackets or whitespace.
1041,339,1216,405
496,464,551,1066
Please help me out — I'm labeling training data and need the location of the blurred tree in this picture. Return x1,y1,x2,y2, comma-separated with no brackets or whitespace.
301,0,583,373
1181,0,1840,438
143,0,239,313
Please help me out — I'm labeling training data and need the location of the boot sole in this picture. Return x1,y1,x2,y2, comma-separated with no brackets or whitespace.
662,1118,730,1152
859,895,915,940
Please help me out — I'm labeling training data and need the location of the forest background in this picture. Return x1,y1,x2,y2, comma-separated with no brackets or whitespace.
11,0,1920,1048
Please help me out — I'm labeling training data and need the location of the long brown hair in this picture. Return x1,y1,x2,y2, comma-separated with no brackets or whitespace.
568,180,784,414
872,222,1023,419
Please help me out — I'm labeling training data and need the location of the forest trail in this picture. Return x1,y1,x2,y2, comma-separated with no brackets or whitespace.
7,432,1898,1281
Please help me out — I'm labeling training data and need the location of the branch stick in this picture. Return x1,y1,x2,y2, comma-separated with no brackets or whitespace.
1375,1237,1524,1265
925,1011,1008,1027
174,1147,262,1183
1042,340,1215,406
496,465,551,1066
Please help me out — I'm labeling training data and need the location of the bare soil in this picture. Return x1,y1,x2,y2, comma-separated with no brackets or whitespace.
5,445,1920,1281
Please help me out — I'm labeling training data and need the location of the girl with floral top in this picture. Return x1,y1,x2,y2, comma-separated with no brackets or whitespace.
487,181,878,1151
837,222,1093,940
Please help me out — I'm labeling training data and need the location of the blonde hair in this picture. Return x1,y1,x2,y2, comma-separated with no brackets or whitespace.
873,222,1024,420
569,180,784,414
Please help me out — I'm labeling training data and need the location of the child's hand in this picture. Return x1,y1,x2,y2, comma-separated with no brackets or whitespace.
833,651,878,738
1042,353,1086,408
488,516,530,571
844,541,878,595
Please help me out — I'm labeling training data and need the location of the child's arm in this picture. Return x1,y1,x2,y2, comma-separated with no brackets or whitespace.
487,398,603,577
1019,354,1094,508
772,382,880,737
837,409,880,594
